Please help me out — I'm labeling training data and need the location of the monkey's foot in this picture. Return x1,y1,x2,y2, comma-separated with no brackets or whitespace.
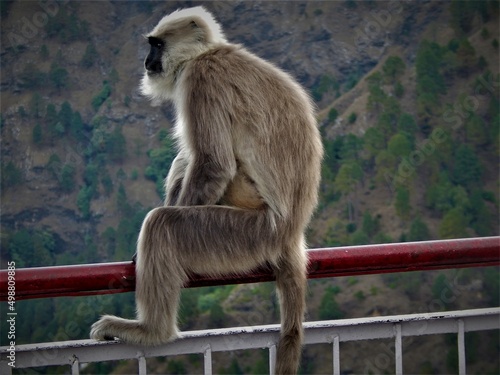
90,315,126,342
90,315,179,346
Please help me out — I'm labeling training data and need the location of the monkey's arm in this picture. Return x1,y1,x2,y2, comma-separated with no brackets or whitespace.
177,150,236,206
175,67,237,206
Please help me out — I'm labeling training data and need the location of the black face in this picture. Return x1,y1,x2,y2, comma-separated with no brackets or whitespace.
145,36,164,75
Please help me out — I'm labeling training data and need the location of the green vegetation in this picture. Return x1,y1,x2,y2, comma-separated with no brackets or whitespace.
395,186,411,220
145,130,177,198
49,63,69,90
312,75,340,101
80,43,99,68
347,112,357,124
45,6,90,43
383,55,406,83
60,164,77,193
1,161,22,189
32,123,42,144
30,92,43,118
19,63,47,89
408,217,431,242
328,107,339,124
7,228,56,268
91,81,112,111
319,286,343,320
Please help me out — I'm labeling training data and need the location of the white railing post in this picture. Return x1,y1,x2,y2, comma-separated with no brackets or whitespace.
269,344,277,375
394,323,403,375
71,356,80,375
204,345,212,375
458,319,466,375
138,355,147,375
332,335,340,375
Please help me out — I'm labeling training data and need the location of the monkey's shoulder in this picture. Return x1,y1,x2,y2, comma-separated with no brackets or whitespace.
189,44,275,79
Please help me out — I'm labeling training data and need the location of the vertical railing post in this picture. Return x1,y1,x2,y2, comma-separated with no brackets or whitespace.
457,319,466,375
204,345,212,375
71,356,80,375
269,344,277,375
332,335,340,375
395,323,403,375
138,355,147,375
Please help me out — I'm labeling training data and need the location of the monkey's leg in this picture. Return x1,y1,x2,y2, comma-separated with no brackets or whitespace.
274,244,307,375
91,208,185,345
92,205,275,345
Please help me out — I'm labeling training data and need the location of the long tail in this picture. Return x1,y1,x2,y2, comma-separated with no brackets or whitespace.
274,247,307,374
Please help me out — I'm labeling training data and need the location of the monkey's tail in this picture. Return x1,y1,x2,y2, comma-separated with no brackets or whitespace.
274,248,307,375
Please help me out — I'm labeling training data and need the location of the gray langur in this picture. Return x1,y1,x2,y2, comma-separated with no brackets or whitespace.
90,7,323,374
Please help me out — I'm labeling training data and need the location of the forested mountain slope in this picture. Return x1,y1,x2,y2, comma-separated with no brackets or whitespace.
1,1,498,374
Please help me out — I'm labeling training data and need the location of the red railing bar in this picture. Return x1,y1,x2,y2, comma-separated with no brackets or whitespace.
1,237,499,301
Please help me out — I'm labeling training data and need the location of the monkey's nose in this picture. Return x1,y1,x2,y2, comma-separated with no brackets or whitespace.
145,59,162,74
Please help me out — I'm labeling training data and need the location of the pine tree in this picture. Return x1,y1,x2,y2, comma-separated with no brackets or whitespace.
49,63,69,90
453,145,482,189
319,287,343,320
70,111,84,141
58,101,73,133
456,38,476,76
32,123,42,145
364,127,385,156
465,113,488,147
45,103,58,125
449,0,474,35
29,93,44,119
362,211,379,239
439,208,469,239
80,43,98,68
382,55,406,83
60,164,76,193
395,186,411,220
107,126,127,162
408,217,431,241
388,133,412,158
398,113,418,140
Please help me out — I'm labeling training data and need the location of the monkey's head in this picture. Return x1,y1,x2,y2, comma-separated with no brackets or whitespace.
141,6,226,104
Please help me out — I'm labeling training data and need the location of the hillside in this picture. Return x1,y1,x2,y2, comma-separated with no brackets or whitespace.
1,1,499,374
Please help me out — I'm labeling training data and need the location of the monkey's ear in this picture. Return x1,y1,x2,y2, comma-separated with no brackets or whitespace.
189,19,207,42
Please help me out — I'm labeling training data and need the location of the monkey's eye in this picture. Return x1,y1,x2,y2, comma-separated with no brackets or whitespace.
148,37,164,49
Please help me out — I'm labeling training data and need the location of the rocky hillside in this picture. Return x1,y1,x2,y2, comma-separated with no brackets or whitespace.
1,1,499,374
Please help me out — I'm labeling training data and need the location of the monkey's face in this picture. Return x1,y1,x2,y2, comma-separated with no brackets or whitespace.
140,33,175,104
140,27,205,104
145,36,165,76
140,10,227,105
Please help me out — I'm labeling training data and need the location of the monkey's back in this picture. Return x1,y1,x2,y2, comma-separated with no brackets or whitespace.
182,44,323,229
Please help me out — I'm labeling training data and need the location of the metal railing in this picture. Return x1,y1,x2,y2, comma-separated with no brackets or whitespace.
1,237,498,301
1,237,499,374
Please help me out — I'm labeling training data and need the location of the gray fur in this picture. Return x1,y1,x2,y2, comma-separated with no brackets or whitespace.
90,6,323,374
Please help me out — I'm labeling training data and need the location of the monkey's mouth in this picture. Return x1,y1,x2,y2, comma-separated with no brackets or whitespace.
146,69,161,77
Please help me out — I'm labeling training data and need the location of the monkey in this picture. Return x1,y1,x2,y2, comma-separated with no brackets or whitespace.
90,6,323,374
